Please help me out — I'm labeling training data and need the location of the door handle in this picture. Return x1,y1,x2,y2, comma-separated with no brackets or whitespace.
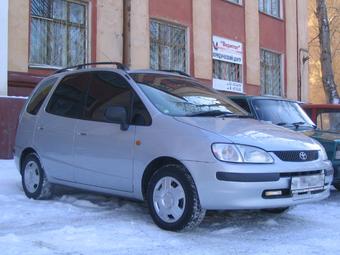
77,132,87,136
37,126,44,131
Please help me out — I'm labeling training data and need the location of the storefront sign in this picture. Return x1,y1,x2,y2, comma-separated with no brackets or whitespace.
213,79,243,94
212,36,243,65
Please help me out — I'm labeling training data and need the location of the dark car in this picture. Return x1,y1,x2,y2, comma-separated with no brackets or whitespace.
302,104,340,133
229,95,340,190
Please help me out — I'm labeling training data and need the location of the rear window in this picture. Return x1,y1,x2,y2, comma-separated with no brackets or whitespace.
26,77,58,115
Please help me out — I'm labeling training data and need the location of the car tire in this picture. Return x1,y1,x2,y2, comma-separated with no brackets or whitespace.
333,183,340,191
21,153,53,200
262,207,290,214
146,164,206,231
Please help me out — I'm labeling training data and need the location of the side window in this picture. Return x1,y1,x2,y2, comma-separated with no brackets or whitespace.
26,77,57,115
46,73,90,119
131,94,152,126
84,71,132,123
231,98,250,113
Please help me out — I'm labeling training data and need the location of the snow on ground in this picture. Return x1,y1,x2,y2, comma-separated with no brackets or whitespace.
1,159,340,255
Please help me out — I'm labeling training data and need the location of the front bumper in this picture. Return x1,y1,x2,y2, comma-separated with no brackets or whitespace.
184,157,333,210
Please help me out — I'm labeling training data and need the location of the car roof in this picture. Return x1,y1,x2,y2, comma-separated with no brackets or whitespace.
228,95,300,103
302,103,340,109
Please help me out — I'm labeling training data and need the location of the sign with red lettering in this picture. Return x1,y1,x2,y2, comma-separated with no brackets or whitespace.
212,36,243,65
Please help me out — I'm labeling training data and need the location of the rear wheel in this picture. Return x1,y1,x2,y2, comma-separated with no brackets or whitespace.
21,153,53,200
146,164,206,231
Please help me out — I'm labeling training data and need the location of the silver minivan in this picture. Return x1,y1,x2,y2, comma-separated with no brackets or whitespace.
15,64,333,231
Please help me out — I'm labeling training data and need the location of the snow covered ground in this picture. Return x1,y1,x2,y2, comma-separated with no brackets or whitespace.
1,159,340,255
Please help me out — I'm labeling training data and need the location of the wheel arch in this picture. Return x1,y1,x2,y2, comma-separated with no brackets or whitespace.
20,147,38,174
141,156,191,200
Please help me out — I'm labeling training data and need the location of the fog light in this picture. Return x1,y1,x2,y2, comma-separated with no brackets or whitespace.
265,190,282,197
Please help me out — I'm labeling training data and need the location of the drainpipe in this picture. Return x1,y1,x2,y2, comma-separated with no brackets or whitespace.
123,0,131,68
0,0,8,96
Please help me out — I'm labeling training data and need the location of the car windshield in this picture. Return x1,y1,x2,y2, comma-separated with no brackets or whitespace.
130,73,248,117
252,99,315,128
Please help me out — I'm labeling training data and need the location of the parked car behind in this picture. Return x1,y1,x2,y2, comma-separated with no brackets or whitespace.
229,95,339,190
302,104,340,133
15,63,333,231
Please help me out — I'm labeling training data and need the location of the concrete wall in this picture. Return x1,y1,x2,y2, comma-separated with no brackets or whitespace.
8,0,29,73
285,0,298,100
0,0,8,96
193,0,212,79
245,0,260,90
96,0,124,63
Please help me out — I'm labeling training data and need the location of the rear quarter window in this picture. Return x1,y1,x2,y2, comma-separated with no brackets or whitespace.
26,77,58,115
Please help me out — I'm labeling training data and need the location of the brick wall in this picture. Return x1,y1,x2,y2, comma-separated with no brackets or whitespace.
0,97,27,159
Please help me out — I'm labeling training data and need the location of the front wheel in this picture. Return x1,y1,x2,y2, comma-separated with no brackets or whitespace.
21,153,53,200
146,164,206,231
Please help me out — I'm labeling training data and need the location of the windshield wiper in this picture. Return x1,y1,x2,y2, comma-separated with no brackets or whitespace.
276,122,287,126
217,113,253,118
188,110,231,117
292,121,305,129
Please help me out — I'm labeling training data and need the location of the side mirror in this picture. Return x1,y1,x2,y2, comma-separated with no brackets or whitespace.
105,106,129,131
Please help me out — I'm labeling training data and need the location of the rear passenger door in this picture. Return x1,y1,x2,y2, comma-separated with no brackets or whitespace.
73,71,136,192
34,73,90,182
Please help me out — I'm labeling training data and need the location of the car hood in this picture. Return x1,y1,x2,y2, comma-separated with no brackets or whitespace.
174,117,321,151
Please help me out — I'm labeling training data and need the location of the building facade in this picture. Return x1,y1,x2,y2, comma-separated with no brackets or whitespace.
2,0,309,99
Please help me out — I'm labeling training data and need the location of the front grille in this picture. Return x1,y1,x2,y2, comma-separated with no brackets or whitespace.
273,150,319,162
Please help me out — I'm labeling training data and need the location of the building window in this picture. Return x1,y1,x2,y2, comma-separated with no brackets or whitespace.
29,0,88,68
213,60,242,83
259,0,280,18
260,49,282,96
150,19,187,72
227,0,242,5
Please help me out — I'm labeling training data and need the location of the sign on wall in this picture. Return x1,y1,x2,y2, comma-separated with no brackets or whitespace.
212,36,244,93
212,36,243,65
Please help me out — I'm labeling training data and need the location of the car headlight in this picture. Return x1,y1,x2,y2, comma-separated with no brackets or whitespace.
336,144,340,160
211,143,274,164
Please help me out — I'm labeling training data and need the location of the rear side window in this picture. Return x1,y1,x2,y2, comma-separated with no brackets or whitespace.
26,77,57,115
231,98,251,113
46,73,90,119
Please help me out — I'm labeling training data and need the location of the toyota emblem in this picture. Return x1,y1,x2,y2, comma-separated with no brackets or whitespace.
299,152,308,161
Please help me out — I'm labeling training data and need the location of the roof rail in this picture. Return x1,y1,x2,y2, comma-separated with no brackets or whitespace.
159,69,191,77
54,62,129,74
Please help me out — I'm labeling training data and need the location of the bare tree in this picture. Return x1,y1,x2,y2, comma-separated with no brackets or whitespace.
315,0,340,104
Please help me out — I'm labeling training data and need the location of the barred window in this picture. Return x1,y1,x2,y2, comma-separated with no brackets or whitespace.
30,0,87,68
259,0,280,18
260,49,282,96
213,60,242,83
150,20,187,72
